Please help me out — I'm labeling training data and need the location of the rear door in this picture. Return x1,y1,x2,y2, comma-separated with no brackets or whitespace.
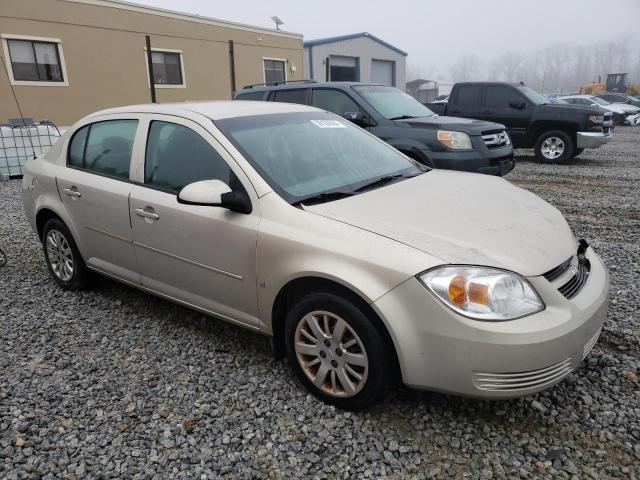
56,116,142,283
129,115,261,327
447,84,483,118
481,85,531,145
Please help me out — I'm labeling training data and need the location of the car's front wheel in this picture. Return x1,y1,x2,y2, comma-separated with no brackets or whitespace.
534,130,574,163
284,291,393,409
42,218,90,290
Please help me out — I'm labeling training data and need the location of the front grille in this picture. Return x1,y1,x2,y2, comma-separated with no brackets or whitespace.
543,240,591,300
543,256,572,282
482,130,511,149
558,259,590,299
583,328,601,360
473,358,573,392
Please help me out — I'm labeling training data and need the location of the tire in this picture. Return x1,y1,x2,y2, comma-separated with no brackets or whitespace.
534,130,574,163
42,218,91,291
573,148,584,158
284,291,394,410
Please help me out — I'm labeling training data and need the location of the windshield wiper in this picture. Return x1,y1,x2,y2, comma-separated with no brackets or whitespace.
388,114,419,120
353,174,406,193
292,190,355,206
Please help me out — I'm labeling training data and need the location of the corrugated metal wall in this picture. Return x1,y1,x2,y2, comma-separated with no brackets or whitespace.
304,36,406,89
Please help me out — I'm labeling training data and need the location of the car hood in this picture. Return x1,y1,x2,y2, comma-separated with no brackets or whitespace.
304,171,576,277
537,103,605,116
395,115,505,135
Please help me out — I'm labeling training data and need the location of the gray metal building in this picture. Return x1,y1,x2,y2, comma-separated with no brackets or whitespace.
304,32,407,89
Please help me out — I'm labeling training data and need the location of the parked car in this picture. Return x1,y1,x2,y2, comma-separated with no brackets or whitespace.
595,92,640,109
235,82,515,176
560,95,640,126
428,82,613,162
23,101,609,409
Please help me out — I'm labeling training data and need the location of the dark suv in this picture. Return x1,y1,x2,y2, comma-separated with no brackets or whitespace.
234,81,515,176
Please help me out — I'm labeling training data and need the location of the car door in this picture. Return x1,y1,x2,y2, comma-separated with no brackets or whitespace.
481,85,531,145
129,115,261,328
56,116,142,284
447,84,484,119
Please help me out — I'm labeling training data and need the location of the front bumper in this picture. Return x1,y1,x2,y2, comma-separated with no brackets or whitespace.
372,247,609,398
426,142,515,177
576,131,613,149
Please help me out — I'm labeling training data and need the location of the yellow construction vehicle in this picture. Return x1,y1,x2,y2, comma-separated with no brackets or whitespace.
580,73,640,96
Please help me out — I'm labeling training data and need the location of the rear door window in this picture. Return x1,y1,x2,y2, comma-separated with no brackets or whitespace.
68,120,138,180
452,85,483,106
272,89,308,105
235,91,266,101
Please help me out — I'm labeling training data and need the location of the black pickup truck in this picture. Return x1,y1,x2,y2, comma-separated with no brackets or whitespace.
235,82,515,176
428,82,613,162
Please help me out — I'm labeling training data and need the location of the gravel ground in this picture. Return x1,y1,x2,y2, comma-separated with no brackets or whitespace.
1,127,639,479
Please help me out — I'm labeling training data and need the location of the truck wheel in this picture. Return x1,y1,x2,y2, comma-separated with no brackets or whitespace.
534,130,574,163
572,148,584,158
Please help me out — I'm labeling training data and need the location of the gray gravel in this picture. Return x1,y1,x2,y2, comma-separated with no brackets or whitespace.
1,127,639,479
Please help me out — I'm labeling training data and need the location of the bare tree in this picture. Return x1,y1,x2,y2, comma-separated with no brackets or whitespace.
449,54,483,82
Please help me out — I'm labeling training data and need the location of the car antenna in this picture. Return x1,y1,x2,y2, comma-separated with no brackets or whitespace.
0,53,36,158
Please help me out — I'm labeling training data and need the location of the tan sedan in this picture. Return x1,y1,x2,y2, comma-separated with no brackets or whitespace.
22,101,609,409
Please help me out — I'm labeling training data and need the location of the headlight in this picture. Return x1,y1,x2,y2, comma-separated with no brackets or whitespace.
419,266,544,321
588,114,604,123
437,130,473,150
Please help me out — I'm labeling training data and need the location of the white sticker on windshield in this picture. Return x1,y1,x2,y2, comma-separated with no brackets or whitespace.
310,120,346,128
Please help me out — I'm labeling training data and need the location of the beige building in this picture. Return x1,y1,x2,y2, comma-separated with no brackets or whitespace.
0,0,304,126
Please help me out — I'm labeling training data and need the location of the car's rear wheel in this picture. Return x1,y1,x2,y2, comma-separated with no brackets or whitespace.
42,218,90,290
534,130,574,163
284,291,393,409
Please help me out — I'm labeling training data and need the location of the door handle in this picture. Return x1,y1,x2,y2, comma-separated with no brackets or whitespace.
482,110,493,114
448,109,460,114
63,187,81,198
134,207,159,220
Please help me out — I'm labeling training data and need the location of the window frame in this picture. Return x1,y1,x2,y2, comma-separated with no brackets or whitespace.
1,34,69,86
270,88,310,105
144,47,186,89
262,57,287,85
66,118,140,182
483,85,527,108
310,88,364,117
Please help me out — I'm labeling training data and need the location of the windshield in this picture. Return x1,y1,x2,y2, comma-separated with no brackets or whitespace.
216,112,423,204
516,86,548,106
590,97,609,106
353,85,436,119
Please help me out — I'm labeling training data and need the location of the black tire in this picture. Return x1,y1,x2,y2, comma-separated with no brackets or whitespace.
573,148,584,158
534,130,574,163
284,291,394,410
42,218,91,291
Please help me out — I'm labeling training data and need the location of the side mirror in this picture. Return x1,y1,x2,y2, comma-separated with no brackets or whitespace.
178,179,252,214
508,101,526,110
343,111,369,127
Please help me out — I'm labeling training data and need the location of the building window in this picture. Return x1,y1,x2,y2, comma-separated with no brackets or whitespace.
1,35,68,86
329,56,358,82
150,50,184,86
264,59,286,84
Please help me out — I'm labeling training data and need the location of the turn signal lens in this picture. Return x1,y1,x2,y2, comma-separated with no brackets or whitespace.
419,266,544,321
448,275,467,307
437,130,473,150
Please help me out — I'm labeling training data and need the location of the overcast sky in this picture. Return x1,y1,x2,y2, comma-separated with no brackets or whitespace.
135,0,640,79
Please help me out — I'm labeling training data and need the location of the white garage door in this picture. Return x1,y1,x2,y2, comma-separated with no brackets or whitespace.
371,60,394,86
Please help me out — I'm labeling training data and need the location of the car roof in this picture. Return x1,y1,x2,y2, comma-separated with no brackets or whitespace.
453,82,524,87
238,81,385,92
85,100,319,120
